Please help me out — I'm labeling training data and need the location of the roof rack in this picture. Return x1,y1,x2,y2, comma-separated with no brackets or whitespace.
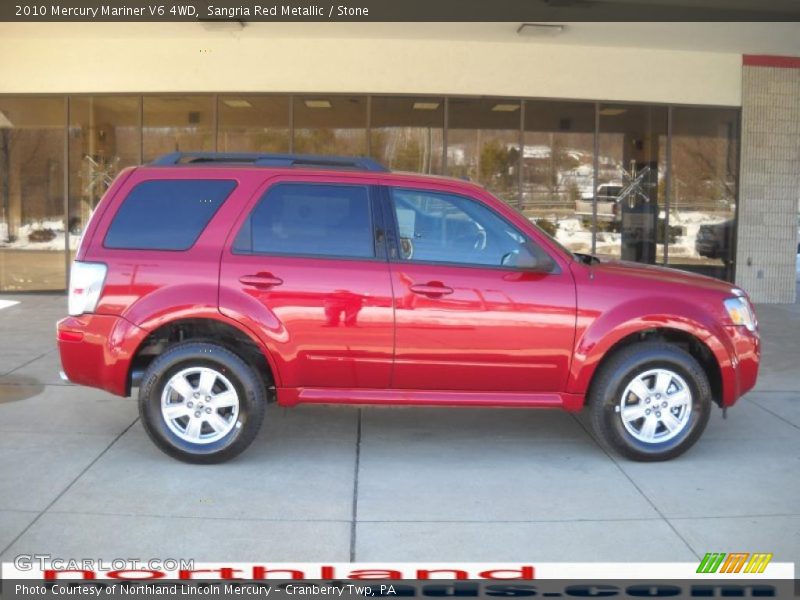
151,152,389,172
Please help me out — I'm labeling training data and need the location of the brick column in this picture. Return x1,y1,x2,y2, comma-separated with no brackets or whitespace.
735,55,800,303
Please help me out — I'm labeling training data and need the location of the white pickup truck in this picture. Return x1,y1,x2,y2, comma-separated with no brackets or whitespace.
575,183,623,222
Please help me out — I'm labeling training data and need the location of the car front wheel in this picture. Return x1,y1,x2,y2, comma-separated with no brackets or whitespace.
139,342,266,464
589,341,711,461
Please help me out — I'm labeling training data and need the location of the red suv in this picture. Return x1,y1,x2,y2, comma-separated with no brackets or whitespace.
57,153,760,463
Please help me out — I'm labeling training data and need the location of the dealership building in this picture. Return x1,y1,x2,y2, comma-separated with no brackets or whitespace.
0,21,798,301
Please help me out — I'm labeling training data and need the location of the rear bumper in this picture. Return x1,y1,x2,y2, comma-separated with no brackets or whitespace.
57,314,147,397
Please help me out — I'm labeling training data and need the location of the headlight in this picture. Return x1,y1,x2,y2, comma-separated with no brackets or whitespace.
724,296,756,332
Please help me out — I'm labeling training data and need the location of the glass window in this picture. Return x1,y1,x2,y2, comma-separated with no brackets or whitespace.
523,100,596,255
390,188,550,269
293,96,367,156
597,104,668,263
218,95,290,153
142,96,214,163
234,184,373,259
370,96,444,173
69,96,141,252
667,107,738,281
104,180,235,250
446,98,521,206
0,97,66,291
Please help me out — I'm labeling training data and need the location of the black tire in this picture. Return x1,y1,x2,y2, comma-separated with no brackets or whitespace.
138,342,266,464
588,341,711,461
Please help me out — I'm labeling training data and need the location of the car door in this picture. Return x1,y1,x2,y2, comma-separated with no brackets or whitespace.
382,185,577,393
219,177,394,390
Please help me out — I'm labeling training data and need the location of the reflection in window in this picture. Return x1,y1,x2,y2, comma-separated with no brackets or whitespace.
597,105,668,263
668,107,738,281
0,97,66,291
523,101,596,254
293,96,367,156
370,97,443,173
446,98,521,205
235,184,373,259
391,188,536,268
105,180,236,251
218,96,290,153
142,96,214,162
69,96,140,251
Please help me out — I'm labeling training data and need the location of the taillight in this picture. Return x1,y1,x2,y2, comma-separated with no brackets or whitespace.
68,261,107,316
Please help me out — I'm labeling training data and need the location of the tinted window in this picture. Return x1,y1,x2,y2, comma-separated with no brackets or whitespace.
234,184,374,259
105,179,235,250
391,188,551,269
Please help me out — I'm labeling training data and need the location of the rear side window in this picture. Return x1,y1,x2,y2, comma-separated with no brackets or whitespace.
233,183,374,259
104,179,236,250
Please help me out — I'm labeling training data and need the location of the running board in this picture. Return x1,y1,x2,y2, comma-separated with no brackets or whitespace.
278,388,583,411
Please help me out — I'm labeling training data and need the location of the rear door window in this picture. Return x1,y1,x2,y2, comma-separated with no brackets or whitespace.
233,183,375,259
105,179,236,250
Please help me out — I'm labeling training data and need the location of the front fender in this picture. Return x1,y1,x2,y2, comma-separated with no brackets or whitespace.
567,296,736,405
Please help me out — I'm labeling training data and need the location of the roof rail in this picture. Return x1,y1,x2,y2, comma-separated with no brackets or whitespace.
151,152,389,172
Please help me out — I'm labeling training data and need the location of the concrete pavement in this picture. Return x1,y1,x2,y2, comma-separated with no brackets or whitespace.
0,294,798,565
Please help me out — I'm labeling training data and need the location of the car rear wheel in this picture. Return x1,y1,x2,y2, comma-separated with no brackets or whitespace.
588,341,711,461
139,342,266,464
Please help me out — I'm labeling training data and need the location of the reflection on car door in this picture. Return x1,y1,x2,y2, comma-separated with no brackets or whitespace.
384,186,576,393
220,179,394,390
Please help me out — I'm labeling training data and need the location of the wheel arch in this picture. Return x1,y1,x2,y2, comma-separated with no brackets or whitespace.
569,319,730,409
585,328,723,408
128,314,280,396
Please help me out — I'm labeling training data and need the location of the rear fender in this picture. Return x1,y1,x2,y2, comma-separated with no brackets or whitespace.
126,288,283,388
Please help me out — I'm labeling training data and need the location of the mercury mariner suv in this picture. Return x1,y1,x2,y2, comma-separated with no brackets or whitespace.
57,152,760,463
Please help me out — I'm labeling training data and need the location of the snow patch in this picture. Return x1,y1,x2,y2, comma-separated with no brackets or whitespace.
0,300,20,311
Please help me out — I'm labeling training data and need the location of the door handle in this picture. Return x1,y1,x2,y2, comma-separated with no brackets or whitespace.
239,273,284,288
409,282,454,297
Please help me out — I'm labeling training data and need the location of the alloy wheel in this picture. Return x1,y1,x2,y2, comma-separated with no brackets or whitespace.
160,367,240,444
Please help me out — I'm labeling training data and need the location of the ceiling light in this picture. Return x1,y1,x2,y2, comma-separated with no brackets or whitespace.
223,99,252,109
304,100,332,109
413,102,440,111
492,103,520,112
516,23,565,37
599,108,627,116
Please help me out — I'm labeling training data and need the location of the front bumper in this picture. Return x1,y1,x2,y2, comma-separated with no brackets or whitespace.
57,313,147,397
720,325,760,407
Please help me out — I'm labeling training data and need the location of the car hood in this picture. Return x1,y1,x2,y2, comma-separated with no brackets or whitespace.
586,258,738,296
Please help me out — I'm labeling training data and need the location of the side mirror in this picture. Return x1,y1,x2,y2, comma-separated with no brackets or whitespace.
516,243,556,272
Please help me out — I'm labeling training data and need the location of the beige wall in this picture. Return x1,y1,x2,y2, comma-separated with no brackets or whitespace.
0,24,742,106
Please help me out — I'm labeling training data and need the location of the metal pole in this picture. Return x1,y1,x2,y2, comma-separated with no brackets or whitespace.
518,100,525,211
63,96,70,290
664,105,672,266
442,97,449,174
288,95,294,154
592,102,599,256
365,95,372,158
212,93,219,152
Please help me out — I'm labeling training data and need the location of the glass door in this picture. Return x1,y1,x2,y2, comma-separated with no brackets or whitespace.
597,104,668,264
